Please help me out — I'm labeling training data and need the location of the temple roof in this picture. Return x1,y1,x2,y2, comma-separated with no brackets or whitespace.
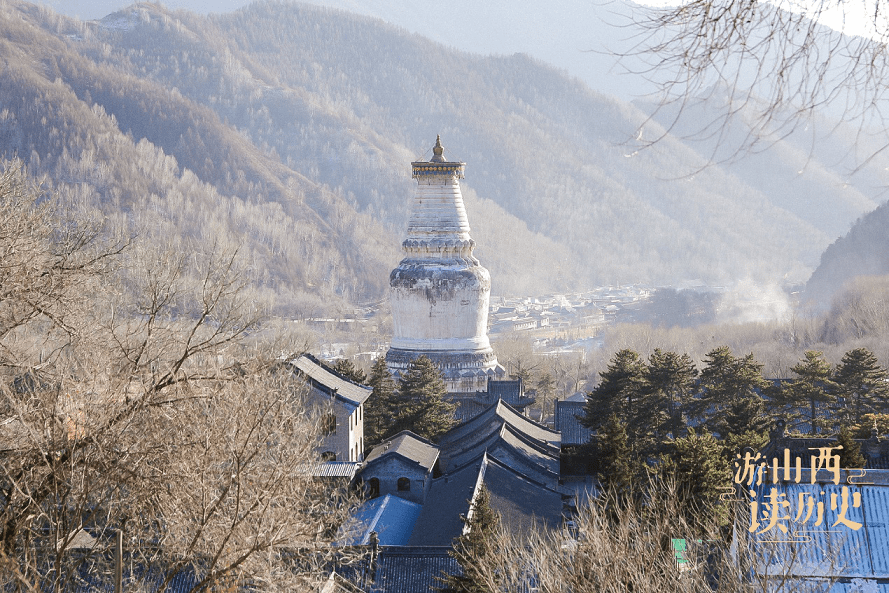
407,453,566,546
367,547,460,593
482,456,566,537
747,472,889,581
437,399,561,451
339,494,423,547
438,421,561,487
408,455,483,546
555,399,592,446
364,430,440,471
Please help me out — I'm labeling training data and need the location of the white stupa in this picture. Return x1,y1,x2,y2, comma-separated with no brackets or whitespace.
386,136,505,393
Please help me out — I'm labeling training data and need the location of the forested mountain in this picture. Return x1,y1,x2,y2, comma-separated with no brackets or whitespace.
0,0,879,314
805,202,889,308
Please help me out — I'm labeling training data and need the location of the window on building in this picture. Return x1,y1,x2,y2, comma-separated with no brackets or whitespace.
368,478,380,498
321,451,336,461
397,477,411,492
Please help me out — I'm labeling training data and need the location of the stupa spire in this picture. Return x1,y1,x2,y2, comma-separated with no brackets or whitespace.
430,134,446,162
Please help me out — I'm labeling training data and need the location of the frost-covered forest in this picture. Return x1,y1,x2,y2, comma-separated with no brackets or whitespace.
0,0,887,315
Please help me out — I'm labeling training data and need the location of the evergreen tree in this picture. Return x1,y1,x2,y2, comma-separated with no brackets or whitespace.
596,413,637,493
694,347,771,438
852,413,889,438
834,348,889,425
392,355,457,442
836,425,866,469
364,356,397,451
645,349,698,442
437,485,501,593
778,351,837,434
332,358,367,385
582,349,647,437
660,429,731,524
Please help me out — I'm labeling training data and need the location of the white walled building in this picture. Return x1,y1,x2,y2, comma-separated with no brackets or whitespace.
292,354,370,462
386,137,505,393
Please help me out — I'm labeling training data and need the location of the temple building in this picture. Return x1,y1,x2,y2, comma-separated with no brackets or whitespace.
386,136,505,393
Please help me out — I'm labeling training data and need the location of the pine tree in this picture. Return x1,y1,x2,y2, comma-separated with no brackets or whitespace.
582,349,647,435
853,413,889,438
332,358,367,385
437,485,501,593
392,355,457,442
645,349,697,442
364,356,398,451
836,425,866,469
778,351,837,434
661,428,730,523
596,413,636,493
695,347,771,438
834,348,889,425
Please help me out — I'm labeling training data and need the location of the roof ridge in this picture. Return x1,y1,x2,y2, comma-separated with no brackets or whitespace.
462,453,490,535
500,422,561,455
387,429,438,447
495,398,560,435
483,454,564,494
299,353,372,390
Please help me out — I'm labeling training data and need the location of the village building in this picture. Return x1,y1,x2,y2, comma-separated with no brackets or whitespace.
292,353,371,462
358,430,441,505
386,136,505,394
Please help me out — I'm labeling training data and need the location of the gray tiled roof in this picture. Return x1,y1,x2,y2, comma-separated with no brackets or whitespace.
439,423,561,489
487,379,534,409
438,399,561,451
408,457,484,546
482,456,566,536
452,398,491,423
368,547,460,593
339,494,423,547
292,354,372,407
364,431,440,470
746,472,889,582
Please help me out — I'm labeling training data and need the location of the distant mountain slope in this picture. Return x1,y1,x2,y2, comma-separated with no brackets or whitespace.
300,0,654,101
0,0,877,311
805,203,889,308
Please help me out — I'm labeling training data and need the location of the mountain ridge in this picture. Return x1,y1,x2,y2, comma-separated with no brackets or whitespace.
0,0,880,314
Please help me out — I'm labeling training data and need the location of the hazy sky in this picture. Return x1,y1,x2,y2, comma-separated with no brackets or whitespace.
39,0,883,37
39,0,250,20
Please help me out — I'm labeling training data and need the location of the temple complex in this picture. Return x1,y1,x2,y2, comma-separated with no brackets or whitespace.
386,136,505,393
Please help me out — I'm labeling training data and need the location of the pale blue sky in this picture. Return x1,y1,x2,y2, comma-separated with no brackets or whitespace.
39,0,250,20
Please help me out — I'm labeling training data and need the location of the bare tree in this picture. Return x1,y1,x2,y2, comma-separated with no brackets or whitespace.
630,0,889,163
0,161,353,592
455,480,749,593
